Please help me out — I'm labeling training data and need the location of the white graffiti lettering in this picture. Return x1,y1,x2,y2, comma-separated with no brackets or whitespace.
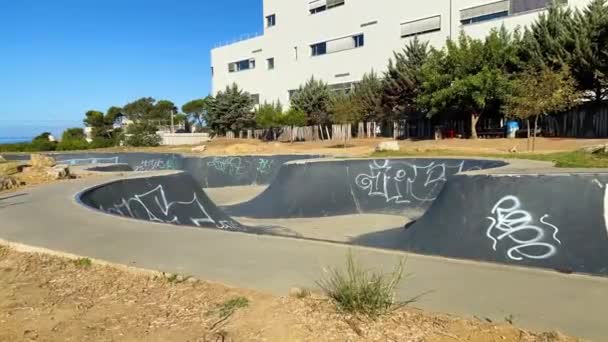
354,160,466,204
61,157,120,166
486,196,561,261
134,158,176,172
256,158,274,175
207,157,248,176
101,185,215,227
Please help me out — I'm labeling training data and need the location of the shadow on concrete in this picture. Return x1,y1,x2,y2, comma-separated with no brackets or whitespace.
350,226,409,250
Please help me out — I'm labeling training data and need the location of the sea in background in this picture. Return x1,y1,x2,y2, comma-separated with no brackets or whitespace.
0,137,33,144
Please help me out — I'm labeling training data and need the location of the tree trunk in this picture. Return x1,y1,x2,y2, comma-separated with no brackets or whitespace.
470,113,480,139
273,129,277,141
526,119,531,152
533,115,540,152
170,111,175,133
325,126,331,141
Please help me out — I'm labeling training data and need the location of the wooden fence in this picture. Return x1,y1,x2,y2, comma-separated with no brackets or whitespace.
219,101,608,140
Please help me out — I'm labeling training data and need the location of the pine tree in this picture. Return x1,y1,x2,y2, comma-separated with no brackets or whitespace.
350,71,383,123
290,77,332,125
208,84,255,133
381,37,429,121
571,0,608,102
519,2,575,70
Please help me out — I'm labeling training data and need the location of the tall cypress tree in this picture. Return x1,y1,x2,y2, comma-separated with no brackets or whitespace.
381,38,429,121
571,0,608,102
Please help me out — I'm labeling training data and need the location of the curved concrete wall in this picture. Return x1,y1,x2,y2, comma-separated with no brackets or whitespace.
225,158,507,218
79,172,246,232
395,173,608,276
2,152,320,187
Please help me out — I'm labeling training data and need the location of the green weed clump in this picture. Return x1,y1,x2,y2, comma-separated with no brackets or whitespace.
317,251,405,318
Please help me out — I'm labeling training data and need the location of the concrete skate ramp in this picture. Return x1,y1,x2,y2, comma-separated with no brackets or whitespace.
390,173,608,276
182,155,320,187
79,172,246,232
2,152,320,187
225,158,506,218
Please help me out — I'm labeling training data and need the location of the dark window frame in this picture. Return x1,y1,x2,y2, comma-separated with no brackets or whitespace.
311,42,327,56
266,14,276,27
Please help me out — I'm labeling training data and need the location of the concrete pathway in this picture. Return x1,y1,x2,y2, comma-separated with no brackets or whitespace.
0,174,607,341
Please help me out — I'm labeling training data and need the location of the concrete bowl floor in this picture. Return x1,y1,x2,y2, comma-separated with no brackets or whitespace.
205,185,409,243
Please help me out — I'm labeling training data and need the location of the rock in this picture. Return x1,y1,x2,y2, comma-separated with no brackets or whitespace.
0,156,6,163
31,154,56,168
0,162,19,176
46,164,71,180
375,141,400,152
581,144,608,154
509,146,518,153
0,176,19,191
289,287,310,298
191,145,207,152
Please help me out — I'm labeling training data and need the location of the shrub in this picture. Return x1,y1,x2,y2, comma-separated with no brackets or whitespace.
57,139,89,151
90,137,115,149
124,122,162,147
317,251,405,317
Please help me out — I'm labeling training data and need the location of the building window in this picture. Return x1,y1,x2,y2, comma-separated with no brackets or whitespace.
329,82,356,94
266,14,276,27
311,42,327,56
309,0,345,14
353,34,364,48
228,58,255,73
250,94,260,105
311,33,364,56
401,15,441,38
211,66,214,77
510,0,566,15
460,1,509,25
267,57,275,70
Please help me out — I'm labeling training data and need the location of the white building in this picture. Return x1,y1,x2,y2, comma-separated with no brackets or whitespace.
211,0,590,106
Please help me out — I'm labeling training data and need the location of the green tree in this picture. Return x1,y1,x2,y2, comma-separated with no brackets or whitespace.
382,38,430,121
182,97,212,129
57,128,89,151
279,108,308,143
419,30,516,139
350,71,383,123
255,101,283,140
506,66,580,150
30,132,57,151
519,2,575,71
122,97,157,122
330,93,360,145
330,94,361,125
124,122,162,147
105,106,123,125
570,0,608,102
207,84,255,134
290,77,332,125
152,100,177,131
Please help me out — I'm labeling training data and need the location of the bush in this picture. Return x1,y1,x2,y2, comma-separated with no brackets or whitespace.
57,139,89,151
90,137,116,149
125,122,162,147
317,251,405,317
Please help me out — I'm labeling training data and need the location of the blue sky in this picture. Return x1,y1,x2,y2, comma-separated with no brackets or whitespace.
0,0,262,137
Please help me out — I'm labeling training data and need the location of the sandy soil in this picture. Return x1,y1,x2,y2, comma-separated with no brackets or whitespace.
0,246,580,342
102,137,608,157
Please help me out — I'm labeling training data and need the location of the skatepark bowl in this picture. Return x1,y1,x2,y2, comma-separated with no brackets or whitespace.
4,152,608,277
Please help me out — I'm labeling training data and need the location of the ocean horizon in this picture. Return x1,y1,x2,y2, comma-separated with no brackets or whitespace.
0,136,33,144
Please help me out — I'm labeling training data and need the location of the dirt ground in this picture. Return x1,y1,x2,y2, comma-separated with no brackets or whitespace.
0,245,580,342
104,137,608,157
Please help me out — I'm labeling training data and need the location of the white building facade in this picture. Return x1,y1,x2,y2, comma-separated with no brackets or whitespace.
211,0,590,106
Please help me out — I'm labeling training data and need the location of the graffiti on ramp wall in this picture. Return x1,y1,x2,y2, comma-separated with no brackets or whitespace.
486,195,561,261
